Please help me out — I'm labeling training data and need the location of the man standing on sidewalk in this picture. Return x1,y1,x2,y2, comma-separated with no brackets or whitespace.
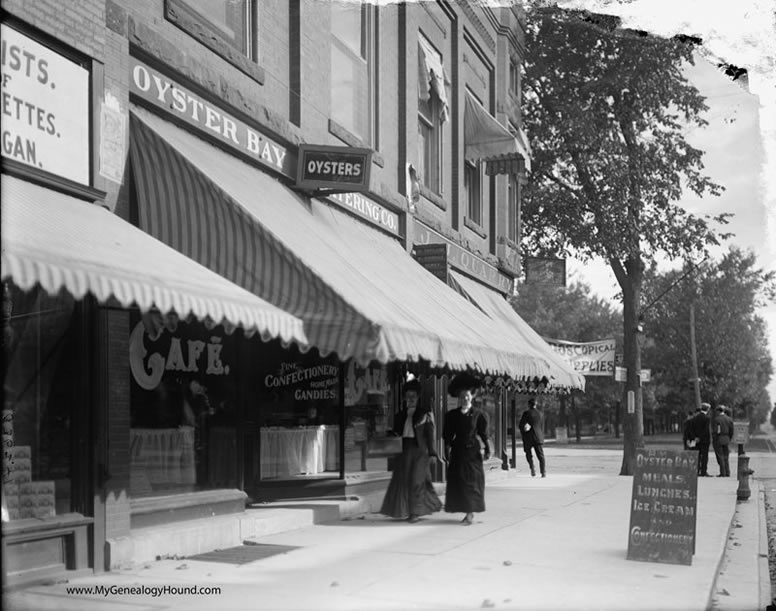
519,398,545,477
692,402,712,476
683,407,698,449
712,404,734,477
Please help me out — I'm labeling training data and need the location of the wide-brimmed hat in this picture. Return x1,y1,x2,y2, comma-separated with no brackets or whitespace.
448,372,482,396
404,378,422,393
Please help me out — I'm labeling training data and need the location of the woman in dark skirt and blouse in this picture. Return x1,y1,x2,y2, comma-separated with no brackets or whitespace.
443,373,489,525
380,378,442,523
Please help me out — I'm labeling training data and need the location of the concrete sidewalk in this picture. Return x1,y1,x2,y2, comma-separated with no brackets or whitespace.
4,449,761,611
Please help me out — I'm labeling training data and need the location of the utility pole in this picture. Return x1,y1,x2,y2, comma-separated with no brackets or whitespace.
689,301,702,412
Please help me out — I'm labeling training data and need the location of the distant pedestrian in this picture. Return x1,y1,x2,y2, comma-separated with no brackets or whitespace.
712,404,734,477
519,398,546,477
691,402,712,476
443,373,489,525
380,378,442,523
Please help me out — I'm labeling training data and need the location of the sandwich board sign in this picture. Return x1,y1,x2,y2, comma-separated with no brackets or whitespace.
627,449,698,566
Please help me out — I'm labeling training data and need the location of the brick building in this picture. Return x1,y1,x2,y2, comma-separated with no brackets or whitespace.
1,0,582,585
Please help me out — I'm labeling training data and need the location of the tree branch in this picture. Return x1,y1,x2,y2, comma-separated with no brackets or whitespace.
539,171,584,199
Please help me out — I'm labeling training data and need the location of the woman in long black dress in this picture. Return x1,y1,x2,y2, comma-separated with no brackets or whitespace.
380,378,442,523
443,374,489,525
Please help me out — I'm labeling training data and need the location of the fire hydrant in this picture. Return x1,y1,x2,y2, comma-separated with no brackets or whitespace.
736,452,754,501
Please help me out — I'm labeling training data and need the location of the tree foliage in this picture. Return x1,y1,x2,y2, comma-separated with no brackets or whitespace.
521,8,728,263
642,249,775,426
521,7,728,473
512,281,620,341
512,281,621,435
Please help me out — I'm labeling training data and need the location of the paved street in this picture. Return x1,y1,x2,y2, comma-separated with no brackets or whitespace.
7,437,769,611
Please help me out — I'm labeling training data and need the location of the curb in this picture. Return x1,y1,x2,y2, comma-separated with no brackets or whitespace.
708,487,740,611
759,482,774,610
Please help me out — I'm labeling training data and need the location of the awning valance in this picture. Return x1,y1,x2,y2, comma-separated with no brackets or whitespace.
450,270,585,390
0,174,308,346
418,36,449,123
129,106,556,379
464,91,532,172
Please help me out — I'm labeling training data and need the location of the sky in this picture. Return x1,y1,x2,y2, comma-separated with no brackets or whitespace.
547,0,776,404
392,0,776,401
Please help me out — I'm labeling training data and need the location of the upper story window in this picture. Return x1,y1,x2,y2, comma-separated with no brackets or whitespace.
417,34,448,193
508,173,519,242
330,1,376,145
509,57,519,96
465,160,482,226
170,0,253,58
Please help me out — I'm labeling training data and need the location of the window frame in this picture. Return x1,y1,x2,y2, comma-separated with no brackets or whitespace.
329,1,377,147
507,172,519,242
509,57,519,97
417,35,445,194
165,0,263,83
417,88,443,193
465,159,482,226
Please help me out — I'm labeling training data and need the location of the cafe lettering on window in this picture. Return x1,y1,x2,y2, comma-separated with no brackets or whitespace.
264,362,339,401
129,320,231,390
1,23,90,184
344,361,389,406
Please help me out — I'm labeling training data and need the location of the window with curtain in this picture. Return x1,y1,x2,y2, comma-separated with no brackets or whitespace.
417,34,446,193
331,1,374,144
172,0,252,57
128,311,239,496
417,83,441,192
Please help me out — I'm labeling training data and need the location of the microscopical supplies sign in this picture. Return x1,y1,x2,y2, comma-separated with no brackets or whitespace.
546,338,616,376
1,24,90,183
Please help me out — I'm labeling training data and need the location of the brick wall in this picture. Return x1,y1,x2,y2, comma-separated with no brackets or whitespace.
2,0,106,61
104,309,131,541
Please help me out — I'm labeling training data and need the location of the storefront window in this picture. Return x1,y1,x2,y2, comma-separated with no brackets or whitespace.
128,310,238,497
344,361,397,474
249,344,341,481
2,283,79,521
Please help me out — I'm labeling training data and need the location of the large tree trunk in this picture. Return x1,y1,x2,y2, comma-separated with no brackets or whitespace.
619,257,645,475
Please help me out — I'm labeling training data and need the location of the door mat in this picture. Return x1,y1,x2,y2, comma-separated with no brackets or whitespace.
187,544,301,565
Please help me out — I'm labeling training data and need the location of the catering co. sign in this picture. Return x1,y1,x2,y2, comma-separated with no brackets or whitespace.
545,338,616,376
1,24,90,184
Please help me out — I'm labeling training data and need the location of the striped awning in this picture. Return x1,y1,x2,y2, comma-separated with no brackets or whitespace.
450,270,585,390
0,174,308,346
129,106,556,378
464,91,532,172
